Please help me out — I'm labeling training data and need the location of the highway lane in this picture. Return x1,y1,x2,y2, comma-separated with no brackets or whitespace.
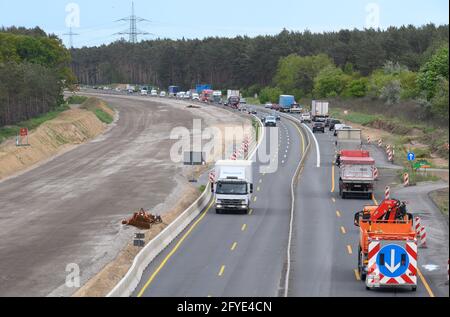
289,120,436,297
135,115,305,297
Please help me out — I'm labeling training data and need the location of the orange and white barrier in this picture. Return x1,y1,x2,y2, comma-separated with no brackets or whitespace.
378,139,383,147
418,226,427,248
385,186,390,200
373,167,379,180
403,173,410,186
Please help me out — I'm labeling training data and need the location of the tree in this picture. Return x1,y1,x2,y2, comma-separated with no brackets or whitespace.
259,87,283,104
313,65,350,98
417,45,449,100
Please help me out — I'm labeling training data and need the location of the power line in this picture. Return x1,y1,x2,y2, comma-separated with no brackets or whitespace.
63,27,80,48
114,2,152,43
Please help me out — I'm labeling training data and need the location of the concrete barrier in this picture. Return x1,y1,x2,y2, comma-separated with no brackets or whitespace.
107,114,263,297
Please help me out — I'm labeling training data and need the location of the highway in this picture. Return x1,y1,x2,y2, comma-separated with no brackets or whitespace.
134,112,306,297
0,93,249,297
131,105,446,298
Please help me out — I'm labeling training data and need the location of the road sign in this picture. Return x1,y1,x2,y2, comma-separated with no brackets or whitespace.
377,244,409,278
413,160,431,170
407,152,415,161
20,128,28,137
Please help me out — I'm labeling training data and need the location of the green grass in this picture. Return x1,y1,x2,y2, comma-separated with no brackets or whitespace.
93,109,113,124
0,104,70,143
329,109,381,126
67,95,88,104
430,189,449,217
245,97,261,105
199,185,206,193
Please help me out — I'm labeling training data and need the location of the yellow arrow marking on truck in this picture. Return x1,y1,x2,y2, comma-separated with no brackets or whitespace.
137,200,214,297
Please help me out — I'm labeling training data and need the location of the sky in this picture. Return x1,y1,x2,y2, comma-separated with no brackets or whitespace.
0,0,448,48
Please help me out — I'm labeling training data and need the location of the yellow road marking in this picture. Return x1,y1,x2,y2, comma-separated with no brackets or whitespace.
336,211,341,217
257,187,260,192
231,242,237,251
353,269,361,281
259,179,263,184
340,226,347,234
417,268,435,297
253,196,257,202
241,224,247,231
249,209,253,215
218,265,225,277
292,121,305,154
331,164,335,193
137,200,214,297
332,198,336,203
347,245,353,255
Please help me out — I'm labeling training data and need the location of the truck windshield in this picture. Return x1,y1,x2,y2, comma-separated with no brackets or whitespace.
216,182,247,195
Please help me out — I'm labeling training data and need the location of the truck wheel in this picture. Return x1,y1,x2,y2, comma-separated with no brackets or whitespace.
366,286,370,291
412,286,417,292
216,209,222,214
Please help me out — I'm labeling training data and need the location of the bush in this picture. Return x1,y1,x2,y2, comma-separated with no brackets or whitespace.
67,95,88,104
342,78,368,98
259,86,283,104
313,65,350,98
380,80,401,105
417,45,449,100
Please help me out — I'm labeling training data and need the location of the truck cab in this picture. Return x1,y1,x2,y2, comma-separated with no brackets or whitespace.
213,160,253,214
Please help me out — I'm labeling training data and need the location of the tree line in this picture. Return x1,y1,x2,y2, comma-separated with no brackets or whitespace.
0,27,74,127
70,24,448,91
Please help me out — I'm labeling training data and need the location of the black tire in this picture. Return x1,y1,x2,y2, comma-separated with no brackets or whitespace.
412,286,417,292
366,286,370,291
216,209,222,214
359,247,367,281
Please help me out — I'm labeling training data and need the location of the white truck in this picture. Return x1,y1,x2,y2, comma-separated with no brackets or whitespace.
227,90,240,100
213,160,254,214
311,100,329,121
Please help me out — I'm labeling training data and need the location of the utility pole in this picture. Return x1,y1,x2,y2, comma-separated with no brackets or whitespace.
63,27,80,48
115,2,151,43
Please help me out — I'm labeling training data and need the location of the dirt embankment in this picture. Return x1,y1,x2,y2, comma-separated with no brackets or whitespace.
0,98,115,182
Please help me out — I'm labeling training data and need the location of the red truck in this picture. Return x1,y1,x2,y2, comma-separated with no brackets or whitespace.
338,150,375,199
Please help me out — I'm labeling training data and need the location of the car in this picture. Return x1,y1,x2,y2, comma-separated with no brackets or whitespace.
192,93,200,101
248,108,257,115
141,89,148,96
300,112,312,123
160,91,167,97
275,114,281,121
333,124,352,136
312,122,325,133
265,103,273,109
271,104,281,111
264,116,277,127
329,119,341,131
240,98,247,105
150,90,158,96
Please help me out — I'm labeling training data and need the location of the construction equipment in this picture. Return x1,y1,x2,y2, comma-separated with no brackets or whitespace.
354,199,418,291
122,208,162,230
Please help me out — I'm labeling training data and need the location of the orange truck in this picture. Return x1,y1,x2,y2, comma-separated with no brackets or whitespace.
354,199,418,291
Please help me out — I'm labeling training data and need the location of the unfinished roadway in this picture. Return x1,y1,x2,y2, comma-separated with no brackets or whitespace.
0,93,250,297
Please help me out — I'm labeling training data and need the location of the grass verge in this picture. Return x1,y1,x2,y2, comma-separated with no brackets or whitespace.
430,189,449,217
0,104,70,143
67,95,89,104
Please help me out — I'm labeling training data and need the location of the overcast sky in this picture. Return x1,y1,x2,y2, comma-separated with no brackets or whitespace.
0,0,448,48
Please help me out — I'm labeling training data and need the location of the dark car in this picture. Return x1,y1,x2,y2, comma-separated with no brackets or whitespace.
312,122,325,133
271,104,281,111
329,119,342,131
325,118,332,127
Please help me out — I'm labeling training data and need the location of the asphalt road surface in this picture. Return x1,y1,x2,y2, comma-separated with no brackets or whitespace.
288,115,447,297
134,113,305,297
0,94,247,297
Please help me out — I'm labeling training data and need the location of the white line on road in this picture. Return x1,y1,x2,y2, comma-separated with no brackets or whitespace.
302,123,320,168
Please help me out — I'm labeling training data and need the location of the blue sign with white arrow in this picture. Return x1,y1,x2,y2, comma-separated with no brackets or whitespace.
407,152,415,161
377,244,409,278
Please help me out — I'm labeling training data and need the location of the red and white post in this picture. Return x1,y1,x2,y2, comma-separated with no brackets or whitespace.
385,186,390,200
367,136,371,144
403,173,410,186
378,139,383,147
373,167,379,180
414,216,422,236
419,225,427,248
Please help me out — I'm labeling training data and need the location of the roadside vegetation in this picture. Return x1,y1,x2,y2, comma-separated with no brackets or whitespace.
67,95,88,105
80,97,114,124
0,103,69,143
0,26,75,127
430,189,449,217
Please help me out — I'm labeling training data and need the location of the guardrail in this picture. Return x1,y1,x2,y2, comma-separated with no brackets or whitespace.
107,111,263,297
107,182,213,297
